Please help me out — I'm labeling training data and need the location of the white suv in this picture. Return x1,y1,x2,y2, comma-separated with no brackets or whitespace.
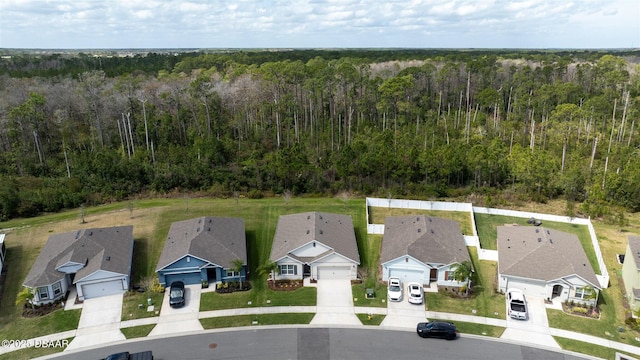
387,277,403,302
507,289,528,320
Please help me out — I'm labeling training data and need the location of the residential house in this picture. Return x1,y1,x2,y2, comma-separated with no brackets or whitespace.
622,235,640,312
156,216,247,287
497,225,600,305
380,215,471,289
269,212,360,281
23,226,134,305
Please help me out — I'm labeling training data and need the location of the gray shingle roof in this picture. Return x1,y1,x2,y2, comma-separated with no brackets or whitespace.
627,235,640,270
156,216,246,270
269,212,360,264
381,216,470,265
497,225,600,288
23,226,134,288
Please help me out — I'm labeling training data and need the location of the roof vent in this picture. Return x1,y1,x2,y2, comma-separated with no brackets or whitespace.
88,231,93,236
307,215,310,219
209,218,212,223
306,229,310,234
416,217,420,221
549,239,554,244
320,230,323,235
430,229,434,234
428,217,432,222
535,229,539,233
198,218,202,223
106,256,111,261
417,228,421,233
319,215,323,220
197,227,200,232
546,230,550,235
538,238,541,242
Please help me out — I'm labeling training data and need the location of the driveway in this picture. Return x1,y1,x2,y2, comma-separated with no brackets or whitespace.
310,279,361,325
501,295,560,348
380,291,427,329
65,293,125,351
148,284,204,336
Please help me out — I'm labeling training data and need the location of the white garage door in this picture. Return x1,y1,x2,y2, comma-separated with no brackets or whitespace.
389,268,424,285
80,279,125,299
317,266,350,279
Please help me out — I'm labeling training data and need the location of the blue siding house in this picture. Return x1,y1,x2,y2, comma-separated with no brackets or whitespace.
156,217,247,287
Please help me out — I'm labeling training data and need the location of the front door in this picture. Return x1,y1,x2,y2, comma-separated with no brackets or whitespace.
430,268,437,281
552,284,563,298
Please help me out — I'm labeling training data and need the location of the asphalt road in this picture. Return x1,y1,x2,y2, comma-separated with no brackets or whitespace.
42,327,593,360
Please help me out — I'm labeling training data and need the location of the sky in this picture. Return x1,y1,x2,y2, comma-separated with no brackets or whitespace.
0,0,639,49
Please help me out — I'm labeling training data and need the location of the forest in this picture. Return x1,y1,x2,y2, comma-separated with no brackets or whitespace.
0,49,639,222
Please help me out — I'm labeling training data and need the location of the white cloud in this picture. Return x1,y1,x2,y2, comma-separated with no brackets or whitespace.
0,0,637,48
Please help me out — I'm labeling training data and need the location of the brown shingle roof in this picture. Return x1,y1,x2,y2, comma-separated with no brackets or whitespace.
381,216,470,265
269,212,360,264
497,225,600,288
156,216,246,270
23,226,134,288
627,235,640,270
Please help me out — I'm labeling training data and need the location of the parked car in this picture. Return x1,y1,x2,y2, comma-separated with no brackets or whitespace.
507,288,527,320
416,321,459,340
103,351,154,360
407,282,423,305
387,277,403,302
169,281,185,308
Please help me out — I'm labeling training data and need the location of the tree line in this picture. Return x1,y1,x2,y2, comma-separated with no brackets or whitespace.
0,49,638,222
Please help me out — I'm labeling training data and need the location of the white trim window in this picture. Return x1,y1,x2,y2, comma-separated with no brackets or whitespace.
226,270,239,278
278,264,297,276
444,270,455,281
52,281,62,297
574,286,593,299
37,286,49,300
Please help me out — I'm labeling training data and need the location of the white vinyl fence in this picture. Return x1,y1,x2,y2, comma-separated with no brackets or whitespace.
365,197,609,288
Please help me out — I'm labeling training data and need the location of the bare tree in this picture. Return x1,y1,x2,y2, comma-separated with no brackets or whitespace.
283,189,293,209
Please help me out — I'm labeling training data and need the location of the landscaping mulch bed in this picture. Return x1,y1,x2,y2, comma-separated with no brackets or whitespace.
215,281,252,294
268,280,303,291
562,303,600,319
21,301,64,317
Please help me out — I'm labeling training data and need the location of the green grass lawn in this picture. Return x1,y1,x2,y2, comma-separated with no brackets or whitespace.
121,324,156,339
200,313,315,329
427,318,505,338
547,286,640,347
425,247,504,319
554,337,636,360
356,313,385,325
121,291,164,320
0,337,73,360
352,283,388,308
200,285,317,311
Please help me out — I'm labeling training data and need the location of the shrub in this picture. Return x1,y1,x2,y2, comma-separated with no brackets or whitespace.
247,190,263,199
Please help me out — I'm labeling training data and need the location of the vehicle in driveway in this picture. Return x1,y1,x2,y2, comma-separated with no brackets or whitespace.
387,277,403,302
416,321,459,340
507,288,527,320
407,282,423,304
169,281,185,308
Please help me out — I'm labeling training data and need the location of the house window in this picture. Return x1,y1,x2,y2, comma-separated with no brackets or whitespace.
279,264,297,276
226,270,239,278
575,286,593,299
444,271,455,281
37,287,49,300
52,282,62,296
